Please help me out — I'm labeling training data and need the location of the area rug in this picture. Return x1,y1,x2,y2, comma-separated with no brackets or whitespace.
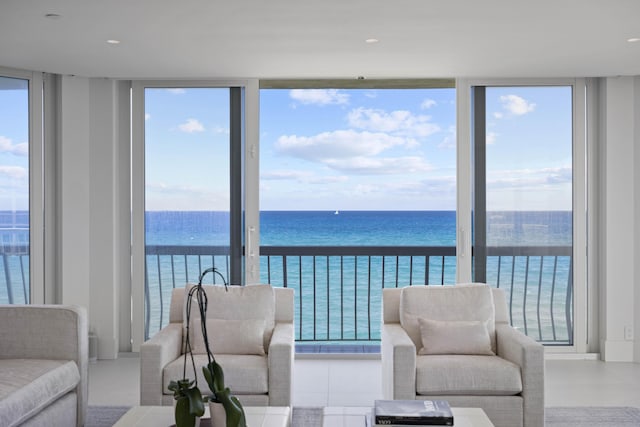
86,405,640,427
546,406,640,427
87,405,131,427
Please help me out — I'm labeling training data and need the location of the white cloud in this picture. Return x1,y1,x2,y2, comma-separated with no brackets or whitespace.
289,89,349,106
262,169,348,184
178,118,205,133
0,166,28,179
488,166,572,189
145,181,229,210
275,130,412,161
167,88,186,95
0,136,28,156
347,108,439,138
499,95,536,116
421,99,437,109
145,113,151,121
261,170,312,181
325,156,431,175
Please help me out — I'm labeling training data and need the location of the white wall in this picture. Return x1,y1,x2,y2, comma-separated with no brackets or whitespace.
57,76,124,359
599,76,637,362
57,76,91,308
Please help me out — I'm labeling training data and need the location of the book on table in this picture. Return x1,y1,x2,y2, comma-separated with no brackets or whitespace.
373,400,454,426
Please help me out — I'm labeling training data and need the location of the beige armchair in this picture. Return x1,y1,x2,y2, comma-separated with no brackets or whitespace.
381,283,544,427
140,284,294,407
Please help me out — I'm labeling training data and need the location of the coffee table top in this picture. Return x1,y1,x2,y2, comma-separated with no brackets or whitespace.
114,406,291,427
322,406,494,427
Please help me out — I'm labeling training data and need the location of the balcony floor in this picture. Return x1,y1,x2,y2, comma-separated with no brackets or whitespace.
88,354,640,408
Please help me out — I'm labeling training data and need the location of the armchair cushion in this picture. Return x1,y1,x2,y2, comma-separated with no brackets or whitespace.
417,318,494,355
189,318,266,355
416,355,522,396
400,284,496,352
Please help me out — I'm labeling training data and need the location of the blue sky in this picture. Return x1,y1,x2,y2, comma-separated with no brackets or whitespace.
0,82,573,212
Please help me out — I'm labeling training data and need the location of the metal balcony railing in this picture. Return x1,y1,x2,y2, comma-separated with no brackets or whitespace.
0,244,30,305
144,245,573,348
0,243,573,349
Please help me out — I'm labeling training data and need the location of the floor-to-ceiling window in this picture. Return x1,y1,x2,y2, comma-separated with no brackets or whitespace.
0,74,34,304
465,80,586,349
132,83,245,341
259,83,456,349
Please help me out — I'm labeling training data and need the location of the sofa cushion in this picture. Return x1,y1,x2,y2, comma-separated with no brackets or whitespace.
184,284,276,351
400,284,496,352
416,354,522,396
418,318,494,355
0,359,80,427
163,354,268,396
189,318,266,355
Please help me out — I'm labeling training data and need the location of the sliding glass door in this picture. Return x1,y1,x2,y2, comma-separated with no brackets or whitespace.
133,83,245,341
471,84,579,345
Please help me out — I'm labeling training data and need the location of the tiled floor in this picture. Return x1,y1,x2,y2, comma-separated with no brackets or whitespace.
88,354,640,408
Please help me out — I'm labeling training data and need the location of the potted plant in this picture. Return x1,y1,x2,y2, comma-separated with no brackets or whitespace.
169,267,247,427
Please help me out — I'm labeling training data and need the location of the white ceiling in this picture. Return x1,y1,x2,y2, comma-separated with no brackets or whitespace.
1,0,639,80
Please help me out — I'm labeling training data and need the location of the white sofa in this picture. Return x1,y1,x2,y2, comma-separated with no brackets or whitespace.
381,284,544,427
0,305,88,427
140,284,294,407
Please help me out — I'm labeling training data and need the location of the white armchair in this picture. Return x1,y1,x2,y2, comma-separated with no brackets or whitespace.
381,283,544,427
140,284,294,407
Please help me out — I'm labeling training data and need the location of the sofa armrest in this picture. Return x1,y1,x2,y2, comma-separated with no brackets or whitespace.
381,323,416,400
0,304,88,427
267,322,294,406
140,323,183,405
496,323,545,427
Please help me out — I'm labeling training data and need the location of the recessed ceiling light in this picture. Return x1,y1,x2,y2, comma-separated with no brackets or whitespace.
106,39,121,45
627,38,640,43
44,13,61,19
365,38,379,44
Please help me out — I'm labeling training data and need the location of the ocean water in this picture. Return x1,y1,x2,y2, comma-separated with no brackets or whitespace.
144,210,574,344
146,210,572,246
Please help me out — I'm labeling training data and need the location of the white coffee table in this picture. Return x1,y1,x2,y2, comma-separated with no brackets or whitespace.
322,406,494,427
114,405,291,427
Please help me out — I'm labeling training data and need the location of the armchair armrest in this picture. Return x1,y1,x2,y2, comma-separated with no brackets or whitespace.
381,323,416,400
267,322,294,406
0,305,88,427
496,323,545,427
140,323,183,405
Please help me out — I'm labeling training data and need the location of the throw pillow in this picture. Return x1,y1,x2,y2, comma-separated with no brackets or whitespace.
417,317,495,355
399,283,496,352
188,318,266,355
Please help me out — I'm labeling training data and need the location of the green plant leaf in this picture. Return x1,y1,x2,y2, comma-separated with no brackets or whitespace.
184,387,205,417
174,397,197,427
